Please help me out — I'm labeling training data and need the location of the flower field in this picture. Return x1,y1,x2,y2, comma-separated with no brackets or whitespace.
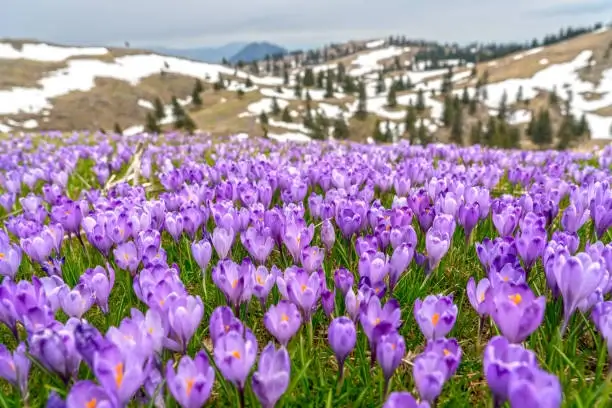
0,132,611,407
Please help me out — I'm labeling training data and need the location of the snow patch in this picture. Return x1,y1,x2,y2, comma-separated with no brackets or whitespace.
366,39,385,49
539,58,549,65
0,42,108,62
268,132,311,143
247,98,289,115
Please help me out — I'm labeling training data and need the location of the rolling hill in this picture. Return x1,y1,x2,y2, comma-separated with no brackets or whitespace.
0,24,611,148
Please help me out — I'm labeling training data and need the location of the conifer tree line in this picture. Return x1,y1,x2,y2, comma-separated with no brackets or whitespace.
223,22,604,76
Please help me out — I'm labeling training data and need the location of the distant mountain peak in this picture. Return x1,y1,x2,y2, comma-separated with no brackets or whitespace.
229,42,287,63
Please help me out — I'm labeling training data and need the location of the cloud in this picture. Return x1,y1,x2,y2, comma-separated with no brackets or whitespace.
0,0,608,49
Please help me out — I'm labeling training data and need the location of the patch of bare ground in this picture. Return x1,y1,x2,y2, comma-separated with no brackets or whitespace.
0,59,66,90
594,105,612,116
475,29,612,83
577,31,612,85
38,73,201,131
190,91,262,135
581,91,607,101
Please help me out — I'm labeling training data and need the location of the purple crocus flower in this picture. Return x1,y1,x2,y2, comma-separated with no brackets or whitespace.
359,250,389,286
191,239,212,271
321,219,336,252
59,283,95,319
414,294,457,340
383,392,430,408
508,366,562,408
389,242,414,292
20,232,54,264
334,268,354,297
93,343,148,404
0,342,30,397
166,351,215,408
212,258,254,312
282,219,314,262
241,226,275,264
212,226,235,259
561,203,589,234
51,200,83,235
253,265,279,308
209,306,244,347
166,295,204,353
29,321,82,383
251,343,291,408
165,212,184,241
458,202,480,242
301,246,324,274
66,380,114,408
80,264,115,314
424,228,450,273
487,282,545,343
483,336,538,404
376,331,406,393
213,328,258,390
264,300,302,346
492,205,521,237
0,237,22,279
553,252,606,334
328,316,356,377
113,241,140,275
285,267,321,322
360,296,402,348
413,351,448,404
424,337,462,379
466,277,491,316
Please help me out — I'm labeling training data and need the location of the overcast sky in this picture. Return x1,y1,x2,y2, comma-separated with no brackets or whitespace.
1,0,611,49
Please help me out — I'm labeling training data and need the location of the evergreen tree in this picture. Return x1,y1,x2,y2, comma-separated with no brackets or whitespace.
343,75,357,94
191,83,203,107
113,123,123,135
144,112,160,133
294,74,302,99
461,87,470,105
373,119,384,143
317,71,325,89
576,113,589,137
442,94,455,127
194,78,204,94
356,81,368,120
281,107,292,122
376,72,386,94
153,97,165,121
387,82,398,108
416,89,426,113
183,114,196,134
245,77,254,88
283,70,290,86
259,111,269,137
337,63,346,83
450,107,463,145
508,126,520,149
237,89,245,99
516,85,523,104
383,121,393,143
531,109,553,147
404,105,417,139
303,68,315,87
417,120,429,145
271,97,281,116
468,97,477,115
325,73,334,98
405,76,413,90
556,116,574,150
333,115,350,140
171,97,186,129
549,86,558,106
214,74,226,91
469,121,482,145
497,90,508,120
